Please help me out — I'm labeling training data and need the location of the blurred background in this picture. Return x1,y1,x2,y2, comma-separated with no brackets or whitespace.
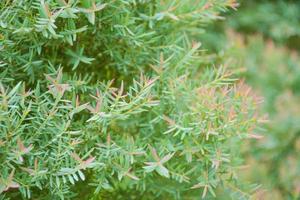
201,0,300,199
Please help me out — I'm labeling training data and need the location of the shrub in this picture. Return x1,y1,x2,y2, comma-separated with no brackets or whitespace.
0,1,260,199
171,0,300,198
227,0,300,49
224,32,300,199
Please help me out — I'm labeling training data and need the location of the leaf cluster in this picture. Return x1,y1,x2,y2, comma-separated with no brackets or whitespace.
0,0,260,199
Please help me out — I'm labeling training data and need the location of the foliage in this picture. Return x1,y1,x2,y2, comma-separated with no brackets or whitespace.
194,1,300,199
227,0,300,49
224,32,300,200
224,1,300,199
196,0,300,198
0,0,261,200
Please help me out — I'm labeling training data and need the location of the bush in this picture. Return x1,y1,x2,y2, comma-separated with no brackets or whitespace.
192,1,300,198
222,1,300,198
224,32,300,200
227,0,300,49
0,1,261,199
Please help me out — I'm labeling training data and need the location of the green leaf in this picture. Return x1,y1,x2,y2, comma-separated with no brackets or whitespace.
78,170,85,181
156,165,170,178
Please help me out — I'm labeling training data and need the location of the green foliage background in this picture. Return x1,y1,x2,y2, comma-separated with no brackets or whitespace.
200,0,300,199
0,0,299,199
